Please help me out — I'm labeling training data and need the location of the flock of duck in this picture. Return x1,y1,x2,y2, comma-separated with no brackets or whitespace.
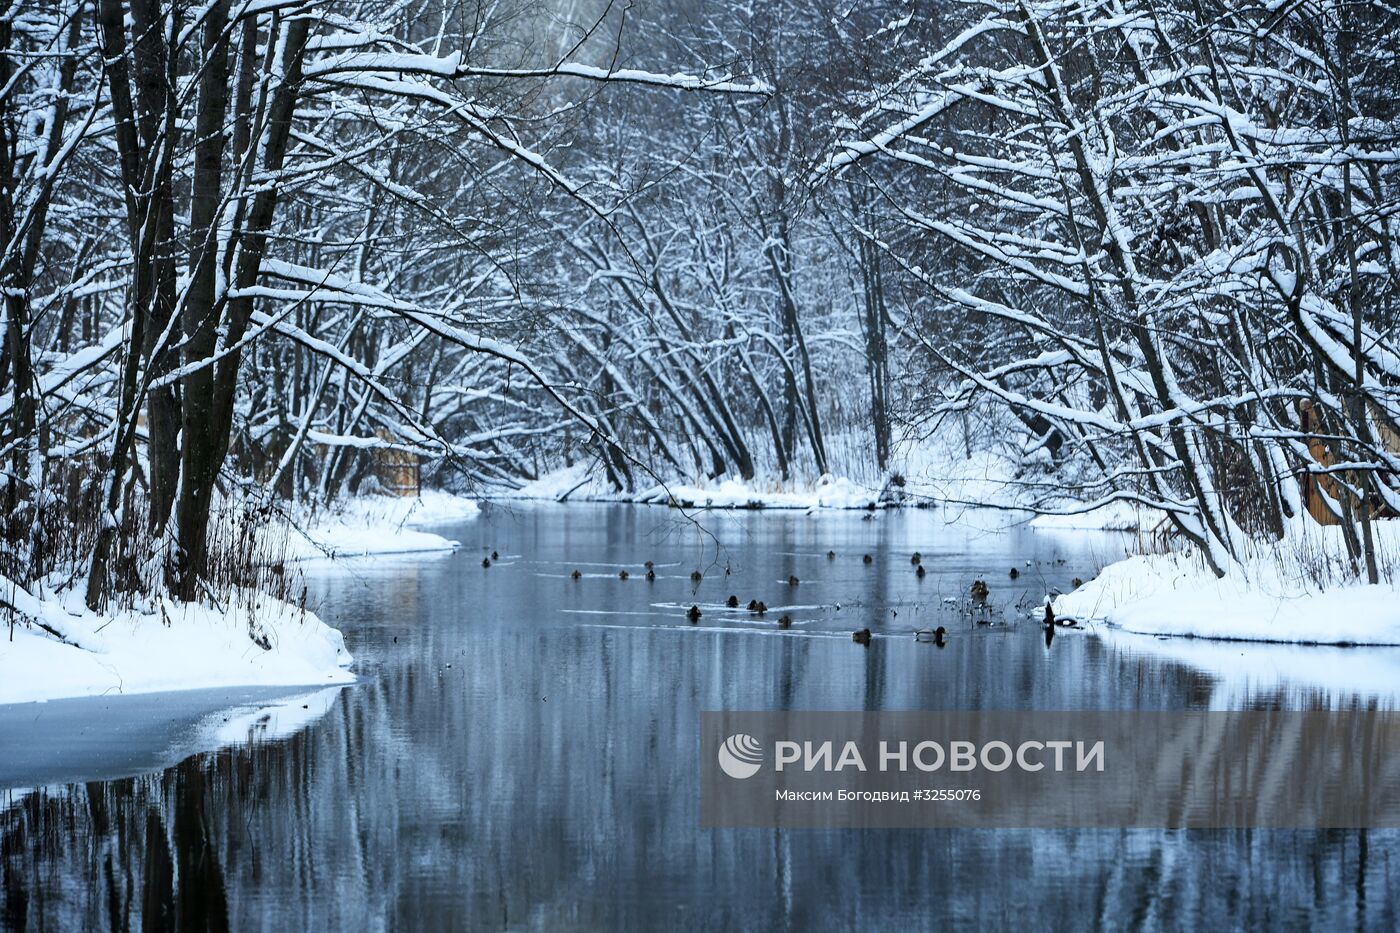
480,546,1084,649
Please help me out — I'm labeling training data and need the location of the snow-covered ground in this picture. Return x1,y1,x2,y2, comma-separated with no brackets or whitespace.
0,491,480,706
0,588,354,705
1027,501,1160,533
290,490,478,559
503,463,884,509
496,453,1153,531
1051,521,1400,645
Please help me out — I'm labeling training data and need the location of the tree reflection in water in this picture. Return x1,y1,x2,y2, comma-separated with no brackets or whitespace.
2,507,1397,929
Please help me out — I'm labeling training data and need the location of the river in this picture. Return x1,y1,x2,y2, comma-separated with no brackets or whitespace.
1,504,1395,930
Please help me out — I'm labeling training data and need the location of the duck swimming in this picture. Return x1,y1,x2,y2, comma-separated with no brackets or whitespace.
491,551,499,561
852,628,872,645
788,575,800,586
691,570,703,582
915,564,926,579
571,569,581,579
687,604,701,623
646,569,656,582
481,557,491,568
727,595,739,608
618,569,629,580
862,554,873,564
827,550,836,560
778,614,792,628
916,625,947,647
970,579,989,600
911,552,922,566
1009,567,1019,579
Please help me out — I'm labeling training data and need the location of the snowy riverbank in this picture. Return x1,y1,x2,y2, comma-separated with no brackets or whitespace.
0,492,480,706
289,490,478,559
0,590,354,705
501,463,883,509
494,458,1163,531
1052,521,1400,645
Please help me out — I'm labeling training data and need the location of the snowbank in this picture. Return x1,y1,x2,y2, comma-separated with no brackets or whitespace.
0,588,353,705
504,465,884,510
1052,550,1400,645
498,447,1134,518
897,449,1018,508
641,474,879,510
290,490,477,559
1029,501,1162,532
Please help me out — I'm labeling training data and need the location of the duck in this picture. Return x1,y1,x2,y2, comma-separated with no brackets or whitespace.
727,595,739,608
747,598,759,611
618,569,629,580
778,614,792,629
852,628,872,645
753,601,768,615
916,625,947,646
646,569,656,582
827,550,836,560
481,557,491,569
1071,577,1083,589
910,552,922,566
915,564,926,579
687,604,702,623
571,569,581,580
1009,567,1019,579
491,550,499,561
691,570,703,582
788,575,800,587
970,579,989,600
862,554,873,565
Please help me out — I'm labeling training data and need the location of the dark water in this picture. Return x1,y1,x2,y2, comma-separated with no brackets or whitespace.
2,504,1397,930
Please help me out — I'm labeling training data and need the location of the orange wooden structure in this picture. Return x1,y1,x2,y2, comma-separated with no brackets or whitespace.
1298,400,1398,525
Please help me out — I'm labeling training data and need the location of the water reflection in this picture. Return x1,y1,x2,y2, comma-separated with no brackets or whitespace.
2,505,1398,929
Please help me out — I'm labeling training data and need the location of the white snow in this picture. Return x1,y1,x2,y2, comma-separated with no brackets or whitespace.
0,491,480,706
642,474,880,510
1052,522,1400,645
1029,501,1163,532
503,464,884,510
290,490,477,559
0,590,354,706
498,451,1169,526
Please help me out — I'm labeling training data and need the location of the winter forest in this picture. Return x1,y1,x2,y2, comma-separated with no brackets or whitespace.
2,0,1398,620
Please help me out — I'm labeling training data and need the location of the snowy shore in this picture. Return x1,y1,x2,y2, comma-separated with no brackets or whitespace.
1052,522,1400,646
289,490,478,559
495,460,1164,531
0,592,354,705
0,492,480,706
